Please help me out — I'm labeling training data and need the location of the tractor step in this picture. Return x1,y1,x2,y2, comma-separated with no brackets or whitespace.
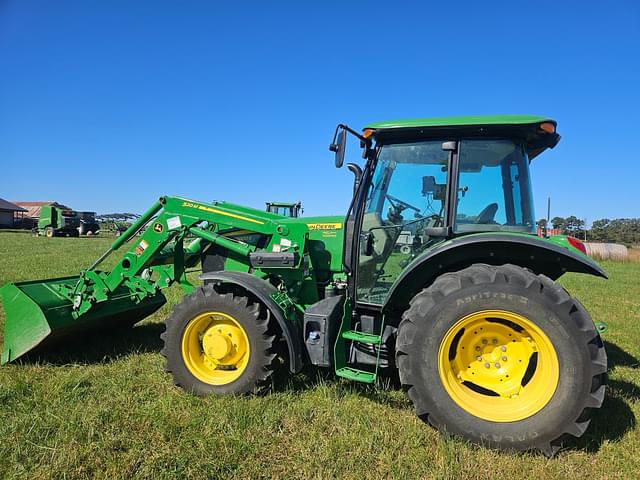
341,330,381,344
335,367,376,383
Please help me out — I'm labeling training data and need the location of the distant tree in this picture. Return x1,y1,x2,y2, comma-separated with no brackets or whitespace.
551,216,566,231
537,218,547,229
589,219,610,242
564,216,585,237
586,218,640,246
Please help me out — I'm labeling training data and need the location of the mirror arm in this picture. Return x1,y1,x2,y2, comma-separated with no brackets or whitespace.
330,124,371,146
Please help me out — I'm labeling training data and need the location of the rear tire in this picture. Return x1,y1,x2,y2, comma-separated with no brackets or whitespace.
396,263,607,455
162,283,278,395
45,227,55,238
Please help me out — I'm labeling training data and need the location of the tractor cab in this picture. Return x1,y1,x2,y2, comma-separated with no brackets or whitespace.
331,116,561,305
265,201,303,218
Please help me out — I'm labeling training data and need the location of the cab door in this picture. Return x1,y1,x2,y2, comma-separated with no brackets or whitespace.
355,141,451,305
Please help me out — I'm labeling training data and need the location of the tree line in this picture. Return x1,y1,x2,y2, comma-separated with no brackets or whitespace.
537,217,640,246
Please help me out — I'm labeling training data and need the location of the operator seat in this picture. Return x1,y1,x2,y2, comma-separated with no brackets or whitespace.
358,212,395,290
475,203,499,224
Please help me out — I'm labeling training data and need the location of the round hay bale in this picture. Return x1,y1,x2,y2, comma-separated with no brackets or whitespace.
584,242,629,261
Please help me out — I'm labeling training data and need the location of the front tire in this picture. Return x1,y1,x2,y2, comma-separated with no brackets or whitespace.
162,284,278,395
396,264,607,455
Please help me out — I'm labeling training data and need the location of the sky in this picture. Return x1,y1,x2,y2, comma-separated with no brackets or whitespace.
1,1,639,223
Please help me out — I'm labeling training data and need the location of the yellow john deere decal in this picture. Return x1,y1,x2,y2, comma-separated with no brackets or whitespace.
153,222,164,233
181,201,264,225
307,223,342,231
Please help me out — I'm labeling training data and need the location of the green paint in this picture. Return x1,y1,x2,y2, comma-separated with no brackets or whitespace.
365,114,554,130
37,204,81,237
1,117,604,396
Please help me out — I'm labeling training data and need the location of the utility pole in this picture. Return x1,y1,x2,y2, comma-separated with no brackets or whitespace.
584,218,587,242
546,196,551,237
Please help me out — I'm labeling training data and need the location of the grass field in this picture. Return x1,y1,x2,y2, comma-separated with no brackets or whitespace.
1,231,639,479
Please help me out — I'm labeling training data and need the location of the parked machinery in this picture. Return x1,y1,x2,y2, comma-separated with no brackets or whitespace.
1,116,607,454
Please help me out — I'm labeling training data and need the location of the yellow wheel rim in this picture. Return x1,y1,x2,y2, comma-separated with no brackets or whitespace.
181,311,250,385
438,310,559,422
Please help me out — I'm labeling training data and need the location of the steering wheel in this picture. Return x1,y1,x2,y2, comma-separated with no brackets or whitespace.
385,194,422,213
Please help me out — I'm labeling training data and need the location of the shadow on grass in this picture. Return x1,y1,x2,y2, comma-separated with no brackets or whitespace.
10,327,639,453
564,392,636,453
14,322,165,365
604,340,639,368
277,365,410,410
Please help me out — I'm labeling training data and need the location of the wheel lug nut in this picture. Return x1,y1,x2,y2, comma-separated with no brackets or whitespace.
492,339,497,344
501,346,507,352
482,339,488,344
475,346,481,351
476,356,482,361
495,363,501,368
485,362,490,368
502,356,508,362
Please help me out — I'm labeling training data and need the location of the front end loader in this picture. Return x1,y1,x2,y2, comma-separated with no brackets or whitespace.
1,115,608,454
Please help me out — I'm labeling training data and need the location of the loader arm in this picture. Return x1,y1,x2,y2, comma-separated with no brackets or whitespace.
66,195,310,317
1,195,311,363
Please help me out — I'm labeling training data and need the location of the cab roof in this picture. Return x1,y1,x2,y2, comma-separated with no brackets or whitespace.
364,115,553,130
364,115,560,160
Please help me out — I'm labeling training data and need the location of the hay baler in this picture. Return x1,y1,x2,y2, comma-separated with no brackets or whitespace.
1,116,608,454
37,204,80,237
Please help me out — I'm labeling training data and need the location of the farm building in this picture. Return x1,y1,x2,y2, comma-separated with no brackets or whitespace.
14,201,71,220
0,198,27,227
536,227,562,237
12,201,73,229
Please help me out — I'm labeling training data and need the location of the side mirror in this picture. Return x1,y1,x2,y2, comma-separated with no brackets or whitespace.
347,163,363,195
329,129,347,168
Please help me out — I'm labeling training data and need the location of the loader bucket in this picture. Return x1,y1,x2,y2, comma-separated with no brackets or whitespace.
0,276,166,364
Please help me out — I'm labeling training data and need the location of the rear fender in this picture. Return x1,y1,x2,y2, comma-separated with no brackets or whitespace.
199,271,304,373
383,233,606,316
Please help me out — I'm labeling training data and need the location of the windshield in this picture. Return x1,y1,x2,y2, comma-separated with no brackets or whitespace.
356,138,536,305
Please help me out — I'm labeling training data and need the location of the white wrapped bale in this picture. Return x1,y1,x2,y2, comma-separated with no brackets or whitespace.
584,242,629,261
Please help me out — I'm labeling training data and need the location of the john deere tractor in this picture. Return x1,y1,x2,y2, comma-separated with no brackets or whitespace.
0,116,607,454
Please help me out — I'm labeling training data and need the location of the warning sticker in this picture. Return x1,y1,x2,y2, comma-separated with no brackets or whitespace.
272,244,281,253
280,238,292,247
167,216,182,230
135,239,149,256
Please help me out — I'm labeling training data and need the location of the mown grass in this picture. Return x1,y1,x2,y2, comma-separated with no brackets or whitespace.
0,231,639,479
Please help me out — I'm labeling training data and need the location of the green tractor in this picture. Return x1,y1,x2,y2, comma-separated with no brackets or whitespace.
0,115,607,454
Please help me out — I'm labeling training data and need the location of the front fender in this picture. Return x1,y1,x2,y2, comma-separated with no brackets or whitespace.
199,271,304,373
383,233,606,313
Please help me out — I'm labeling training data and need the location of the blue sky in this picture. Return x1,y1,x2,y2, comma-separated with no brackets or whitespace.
1,1,639,223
